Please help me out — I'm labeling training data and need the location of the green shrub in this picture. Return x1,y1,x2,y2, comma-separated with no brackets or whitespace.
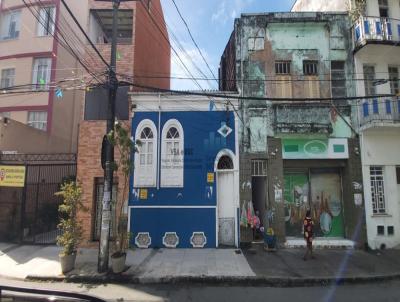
55,181,84,256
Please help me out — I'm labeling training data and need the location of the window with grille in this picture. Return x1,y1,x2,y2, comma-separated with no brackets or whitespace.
252,160,267,176
161,120,184,187
275,61,292,98
370,166,386,214
363,65,376,96
0,68,15,89
331,61,347,98
32,58,52,90
379,0,389,17
94,179,117,240
37,6,56,36
303,61,318,75
388,67,399,95
0,10,21,40
27,111,47,131
275,61,291,75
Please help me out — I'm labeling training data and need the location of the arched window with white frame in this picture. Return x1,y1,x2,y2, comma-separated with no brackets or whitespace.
134,119,157,187
161,119,184,187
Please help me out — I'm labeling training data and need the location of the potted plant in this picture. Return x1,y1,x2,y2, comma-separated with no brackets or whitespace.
108,122,139,273
55,181,84,274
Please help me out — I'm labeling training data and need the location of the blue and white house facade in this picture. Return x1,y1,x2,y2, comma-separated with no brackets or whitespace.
129,93,240,248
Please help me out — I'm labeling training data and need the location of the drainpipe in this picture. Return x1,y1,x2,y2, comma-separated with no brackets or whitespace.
157,93,161,190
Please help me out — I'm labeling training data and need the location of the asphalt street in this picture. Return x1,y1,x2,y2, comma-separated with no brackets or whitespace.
1,278,400,302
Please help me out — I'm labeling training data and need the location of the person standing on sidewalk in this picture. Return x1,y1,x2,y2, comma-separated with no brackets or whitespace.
303,210,315,261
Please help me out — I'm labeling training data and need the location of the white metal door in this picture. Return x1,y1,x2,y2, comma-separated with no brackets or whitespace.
217,170,235,246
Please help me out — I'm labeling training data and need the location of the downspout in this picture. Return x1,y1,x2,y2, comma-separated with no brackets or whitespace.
157,93,161,190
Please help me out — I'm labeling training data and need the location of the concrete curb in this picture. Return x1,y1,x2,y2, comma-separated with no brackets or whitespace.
25,273,400,287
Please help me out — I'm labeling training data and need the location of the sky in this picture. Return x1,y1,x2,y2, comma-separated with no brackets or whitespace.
160,0,296,90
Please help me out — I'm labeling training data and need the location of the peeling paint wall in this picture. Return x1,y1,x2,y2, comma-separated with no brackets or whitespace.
220,12,364,245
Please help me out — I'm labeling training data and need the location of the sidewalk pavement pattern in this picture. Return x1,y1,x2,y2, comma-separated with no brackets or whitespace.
2,242,400,286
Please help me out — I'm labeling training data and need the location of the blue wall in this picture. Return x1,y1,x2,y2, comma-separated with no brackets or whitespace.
129,110,236,248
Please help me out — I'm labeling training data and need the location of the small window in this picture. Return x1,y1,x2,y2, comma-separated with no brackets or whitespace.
385,99,392,114
0,68,15,89
363,65,376,96
388,67,399,95
379,0,389,17
0,10,21,40
217,155,234,170
37,6,56,36
331,61,347,98
275,61,291,75
252,160,267,176
377,225,385,235
32,58,52,90
27,111,47,131
303,61,318,75
396,167,400,184
388,226,394,236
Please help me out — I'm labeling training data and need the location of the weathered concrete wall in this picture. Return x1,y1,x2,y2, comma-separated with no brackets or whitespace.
291,0,350,12
224,12,365,245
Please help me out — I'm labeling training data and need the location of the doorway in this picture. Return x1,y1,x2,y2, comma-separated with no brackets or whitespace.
284,168,345,238
251,159,268,241
217,155,235,246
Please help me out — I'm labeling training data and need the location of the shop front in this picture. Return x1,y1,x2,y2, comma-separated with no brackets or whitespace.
282,138,350,240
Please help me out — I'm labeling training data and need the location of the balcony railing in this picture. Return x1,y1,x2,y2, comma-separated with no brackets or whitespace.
354,16,400,48
359,97,400,129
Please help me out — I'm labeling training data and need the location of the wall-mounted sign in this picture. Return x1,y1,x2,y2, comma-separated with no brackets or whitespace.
139,189,148,200
207,173,215,184
0,165,26,188
282,138,348,159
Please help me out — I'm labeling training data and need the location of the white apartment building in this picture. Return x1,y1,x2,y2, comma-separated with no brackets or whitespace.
293,0,400,249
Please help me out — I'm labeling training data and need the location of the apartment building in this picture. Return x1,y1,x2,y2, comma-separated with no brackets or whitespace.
293,0,400,250
0,0,87,153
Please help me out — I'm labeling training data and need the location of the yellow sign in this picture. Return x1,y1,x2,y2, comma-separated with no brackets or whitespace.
139,189,148,200
207,173,214,184
0,165,26,188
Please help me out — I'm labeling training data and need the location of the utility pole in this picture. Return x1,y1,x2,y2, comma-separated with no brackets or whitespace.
96,0,136,274
97,0,119,273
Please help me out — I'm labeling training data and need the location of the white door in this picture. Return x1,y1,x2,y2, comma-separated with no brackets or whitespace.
217,170,235,246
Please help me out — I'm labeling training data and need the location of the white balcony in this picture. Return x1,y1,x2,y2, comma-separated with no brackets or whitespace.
354,16,400,50
359,97,400,131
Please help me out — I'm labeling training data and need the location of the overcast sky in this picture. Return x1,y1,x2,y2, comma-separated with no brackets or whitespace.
160,0,295,90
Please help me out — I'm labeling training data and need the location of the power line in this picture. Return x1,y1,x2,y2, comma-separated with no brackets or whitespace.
121,80,397,102
170,0,216,81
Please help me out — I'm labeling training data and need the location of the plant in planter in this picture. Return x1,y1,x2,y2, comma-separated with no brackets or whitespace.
55,181,84,274
107,121,139,273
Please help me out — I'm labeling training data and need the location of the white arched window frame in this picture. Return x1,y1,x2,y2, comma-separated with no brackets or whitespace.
134,119,157,188
161,119,184,187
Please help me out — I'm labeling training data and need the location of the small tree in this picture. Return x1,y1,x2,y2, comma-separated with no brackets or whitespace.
348,0,366,22
56,181,84,256
107,122,139,257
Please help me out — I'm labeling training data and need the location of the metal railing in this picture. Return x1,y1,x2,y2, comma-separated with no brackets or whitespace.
359,96,400,128
0,284,106,302
354,16,400,47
